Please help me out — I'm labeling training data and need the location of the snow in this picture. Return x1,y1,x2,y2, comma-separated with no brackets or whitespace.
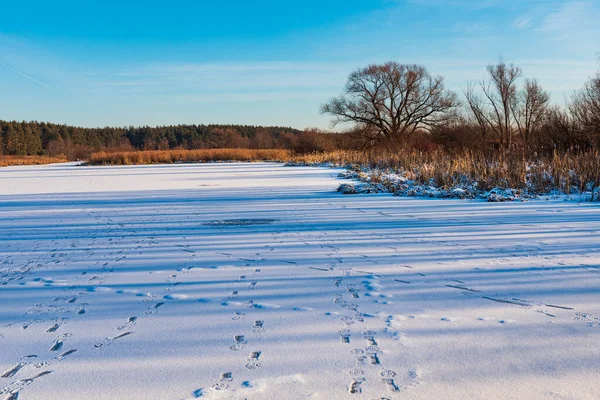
1,162,599,400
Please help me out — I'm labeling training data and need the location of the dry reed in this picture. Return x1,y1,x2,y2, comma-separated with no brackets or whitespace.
293,149,600,194
0,155,67,167
86,149,293,165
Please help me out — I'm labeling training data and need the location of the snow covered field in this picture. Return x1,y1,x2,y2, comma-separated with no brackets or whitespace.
1,162,599,400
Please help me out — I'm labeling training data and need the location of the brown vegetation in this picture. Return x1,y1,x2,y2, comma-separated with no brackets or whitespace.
86,149,293,165
0,155,67,167
293,149,600,194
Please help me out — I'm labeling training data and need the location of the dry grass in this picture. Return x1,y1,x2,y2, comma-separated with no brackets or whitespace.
294,149,600,193
0,155,67,167
86,149,293,165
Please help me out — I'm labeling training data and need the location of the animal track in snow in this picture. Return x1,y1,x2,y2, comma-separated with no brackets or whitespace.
94,332,133,349
0,370,52,398
229,335,247,351
211,372,233,391
252,320,265,334
163,294,188,300
33,349,78,369
49,333,72,352
228,291,239,299
117,316,138,331
575,313,600,327
380,370,399,393
366,347,381,365
339,329,351,344
1,355,37,379
245,351,262,369
145,302,165,316
445,284,480,293
348,375,365,394
350,349,366,366
45,321,63,333
363,330,378,346
232,312,246,320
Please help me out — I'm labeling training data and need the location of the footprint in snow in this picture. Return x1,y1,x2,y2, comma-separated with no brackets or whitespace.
245,351,262,369
350,349,366,366
292,307,313,312
1,355,38,379
93,332,132,349
34,349,78,369
227,291,239,300
163,294,188,300
229,335,247,351
211,372,233,391
117,316,138,331
49,333,72,352
252,320,265,334
232,312,246,321
145,302,164,316
45,322,62,333
339,329,351,344
380,370,399,393
0,370,52,398
363,330,378,346
348,377,365,394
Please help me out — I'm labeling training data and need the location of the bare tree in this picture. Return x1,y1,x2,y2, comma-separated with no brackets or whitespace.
464,83,491,142
464,60,523,148
569,71,600,147
321,62,459,147
514,78,550,145
538,106,580,152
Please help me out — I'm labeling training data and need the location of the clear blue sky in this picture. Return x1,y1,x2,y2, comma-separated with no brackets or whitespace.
1,0,598,129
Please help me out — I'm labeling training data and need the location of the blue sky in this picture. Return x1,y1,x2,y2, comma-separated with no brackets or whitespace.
1,0,599,129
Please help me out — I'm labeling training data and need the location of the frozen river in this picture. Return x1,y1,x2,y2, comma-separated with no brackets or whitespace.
1,162,599,399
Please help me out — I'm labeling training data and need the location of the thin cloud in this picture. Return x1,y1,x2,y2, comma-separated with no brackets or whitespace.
537,0,600,53
513,15,532,29
0,63,52,89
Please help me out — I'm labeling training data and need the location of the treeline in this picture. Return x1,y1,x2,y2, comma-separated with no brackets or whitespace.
0,122,347,160
322,60,600,157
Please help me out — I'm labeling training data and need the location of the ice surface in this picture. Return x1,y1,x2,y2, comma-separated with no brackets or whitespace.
0,162,599,399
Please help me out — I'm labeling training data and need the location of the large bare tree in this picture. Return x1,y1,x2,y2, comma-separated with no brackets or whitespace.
321,62,459,147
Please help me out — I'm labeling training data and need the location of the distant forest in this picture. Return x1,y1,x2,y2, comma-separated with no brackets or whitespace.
0,121,344,159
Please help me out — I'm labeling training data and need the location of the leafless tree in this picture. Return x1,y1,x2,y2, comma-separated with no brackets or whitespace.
514,78,550,145
537,106,579,152
321,62,459,147
464,60,523,148
569,72,600,147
